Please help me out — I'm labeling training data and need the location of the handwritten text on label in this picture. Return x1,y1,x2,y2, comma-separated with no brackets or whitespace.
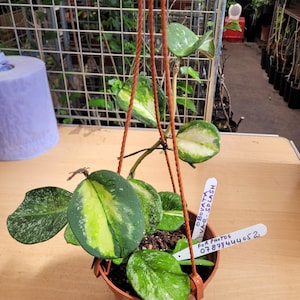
192,177,217,241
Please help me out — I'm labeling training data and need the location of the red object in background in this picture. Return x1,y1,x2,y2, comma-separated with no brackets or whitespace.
223,17,245,42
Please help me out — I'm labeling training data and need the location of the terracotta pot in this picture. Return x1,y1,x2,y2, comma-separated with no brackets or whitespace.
95,212,219,300
260,25,270,42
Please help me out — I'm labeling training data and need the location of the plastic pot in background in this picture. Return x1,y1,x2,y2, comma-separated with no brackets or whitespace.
273,69,285,91
260,48,267,70
279,73,288,96
268,63,276,84
288,85,300,109
284,77,294,102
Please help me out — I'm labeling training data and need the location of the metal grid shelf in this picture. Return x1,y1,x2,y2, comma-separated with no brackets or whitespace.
0,0,224,127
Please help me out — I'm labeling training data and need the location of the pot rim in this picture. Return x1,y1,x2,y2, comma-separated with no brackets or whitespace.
96,212,220,299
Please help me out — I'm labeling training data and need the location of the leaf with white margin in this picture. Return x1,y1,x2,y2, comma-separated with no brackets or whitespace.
177,120,220,164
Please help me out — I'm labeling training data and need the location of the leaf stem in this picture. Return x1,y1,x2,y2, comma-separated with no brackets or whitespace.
127,59,181,179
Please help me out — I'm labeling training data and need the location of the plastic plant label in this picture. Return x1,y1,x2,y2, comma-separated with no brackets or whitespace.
173,223,267,261
192,177,217,241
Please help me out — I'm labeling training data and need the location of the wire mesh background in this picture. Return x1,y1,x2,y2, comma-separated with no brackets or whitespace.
0,0,224,127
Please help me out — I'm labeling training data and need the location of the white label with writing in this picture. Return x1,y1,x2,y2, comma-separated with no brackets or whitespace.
173,223,267,261
192,177,217,242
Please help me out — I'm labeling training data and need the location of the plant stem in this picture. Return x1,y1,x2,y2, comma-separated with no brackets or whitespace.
127,59,181,179
127,138,163,179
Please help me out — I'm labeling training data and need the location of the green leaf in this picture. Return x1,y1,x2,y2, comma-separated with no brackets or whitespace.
173,239,214,266
159,191,183,210
127,250,190,300
44,31,57,40
179,258,214,266
224,19,242,32
167,23,215,58
7,187,72,244
177,120,220,164
167,23,201,57
129,179,162,235
177,97,197,113
157,210,184,231
173,238,197,253
197,30,215,58
88,98,114,110
108,78,123,94
180,66,202,83
64,224,80,246
177,81,194,94
116,75,166,127
157,192,184,231
67,170,144,259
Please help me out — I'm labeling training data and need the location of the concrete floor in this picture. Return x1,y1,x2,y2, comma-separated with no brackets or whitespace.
222,41,300,151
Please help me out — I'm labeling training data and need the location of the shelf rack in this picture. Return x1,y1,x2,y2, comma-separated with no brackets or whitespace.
0,0,225,127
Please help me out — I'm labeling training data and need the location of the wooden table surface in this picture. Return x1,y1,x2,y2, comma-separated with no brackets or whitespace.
1,125,300,299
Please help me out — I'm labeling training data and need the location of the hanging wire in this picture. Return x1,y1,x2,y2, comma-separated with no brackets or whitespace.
148,0,177,193
116,0,203,297
160,0,203,298
117,0,144,174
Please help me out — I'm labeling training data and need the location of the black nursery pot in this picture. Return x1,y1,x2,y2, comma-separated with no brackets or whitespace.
279,73,288,97
273,70,284,91
261,48,267,70
265,54,271,74
288,85,300,109
268,64,276,84
284,77,294,102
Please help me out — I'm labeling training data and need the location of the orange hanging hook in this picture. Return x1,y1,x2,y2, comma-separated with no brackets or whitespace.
160,0,204,298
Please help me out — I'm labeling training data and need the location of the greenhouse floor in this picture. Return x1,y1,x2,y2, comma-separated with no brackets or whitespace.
222,41,300,152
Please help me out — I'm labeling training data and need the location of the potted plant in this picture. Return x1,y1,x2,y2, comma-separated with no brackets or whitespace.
6,3,220,300
286,28,300,108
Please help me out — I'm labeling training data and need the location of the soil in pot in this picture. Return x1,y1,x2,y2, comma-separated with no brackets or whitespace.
97,213,219,300
107,229,187,297
106,228,216,298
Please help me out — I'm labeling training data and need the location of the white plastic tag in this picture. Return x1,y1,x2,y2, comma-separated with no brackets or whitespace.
192,177,217,242
173,223,267,261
